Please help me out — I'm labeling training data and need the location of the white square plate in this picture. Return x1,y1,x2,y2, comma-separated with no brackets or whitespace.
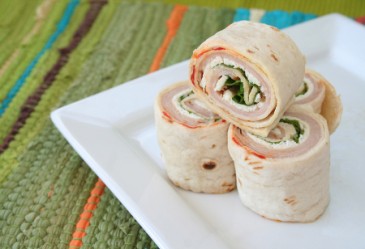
51,14,365,249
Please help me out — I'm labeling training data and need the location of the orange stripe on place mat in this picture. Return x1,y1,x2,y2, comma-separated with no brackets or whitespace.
69,178,105,248
69,240,83,247
148,5,188,73
69,6,187,248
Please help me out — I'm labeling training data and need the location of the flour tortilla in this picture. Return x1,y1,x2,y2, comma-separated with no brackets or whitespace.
155,81,235,194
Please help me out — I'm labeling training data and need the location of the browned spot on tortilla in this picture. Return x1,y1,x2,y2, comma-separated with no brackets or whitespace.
222,182,233,187
266,44,271,48
271,53,279,62
211,144,216,148
184,177,191,181
254,46,259,50
222,182,235,191
247,49,254,54
270,26,279,31
284,196,297,205
253,166,263,170
227,185,235,191
203,161,216,170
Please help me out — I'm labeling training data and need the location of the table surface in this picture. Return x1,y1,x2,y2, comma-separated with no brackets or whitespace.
0,0,364,248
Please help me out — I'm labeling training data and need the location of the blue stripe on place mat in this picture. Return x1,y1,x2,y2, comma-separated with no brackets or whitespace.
0,0,80,117
260,10,317,29
233,8,250,22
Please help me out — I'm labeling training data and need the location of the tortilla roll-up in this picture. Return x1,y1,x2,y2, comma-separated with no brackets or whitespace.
155,81,235,194
189,21,306,137
228,107,330,222
293,69,342,134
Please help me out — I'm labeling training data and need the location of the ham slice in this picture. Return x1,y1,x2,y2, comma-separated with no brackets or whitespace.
293,69,326,113
155,81,235,194
228,106,330,222
292,68,342,134
190,21,306,137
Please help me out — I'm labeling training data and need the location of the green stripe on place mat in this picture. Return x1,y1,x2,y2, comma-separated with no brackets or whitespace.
0,0,43,66
135,0,365,17
0,0,79,117
0,0,114,180
0,2,114,248
82,188,158,249
160,6,235,68
56,2,173,103
67,3,173,248
0,2,88,153
65,3,174,246
107,3,173,87
0,0,67,100
0,0,108,153
0,126,98,248
0,2,172,248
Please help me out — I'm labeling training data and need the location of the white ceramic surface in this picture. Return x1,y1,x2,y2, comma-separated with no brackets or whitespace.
51,14,365,249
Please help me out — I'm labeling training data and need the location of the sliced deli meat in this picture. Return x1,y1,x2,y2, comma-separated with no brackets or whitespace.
190,21,306,137
228,107,330,222
155,81,235,194
293,68,342,134
293,69,326,113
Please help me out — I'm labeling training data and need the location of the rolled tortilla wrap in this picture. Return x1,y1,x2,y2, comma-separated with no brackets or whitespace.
228,107,330,222
189,21,306,137
155,81,235,194
293,68,342,134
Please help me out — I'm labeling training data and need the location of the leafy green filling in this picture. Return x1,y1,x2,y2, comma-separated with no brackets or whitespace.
279,118,304,143
295,82,308,97
178,90,194,102
254,118,304,144
217,64,261,106
225,78,260,106
178,90,220,122
178,90,194,114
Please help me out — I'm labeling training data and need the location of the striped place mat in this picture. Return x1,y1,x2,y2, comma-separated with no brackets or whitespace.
0,1,363,248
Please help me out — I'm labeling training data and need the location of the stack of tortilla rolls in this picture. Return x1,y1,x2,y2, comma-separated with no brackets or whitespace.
155,20,342,222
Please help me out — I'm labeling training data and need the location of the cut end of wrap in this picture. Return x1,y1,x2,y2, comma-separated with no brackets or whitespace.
307,69,343,134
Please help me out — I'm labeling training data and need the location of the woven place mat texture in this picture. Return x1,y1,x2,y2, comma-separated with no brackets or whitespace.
0,1,363,248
